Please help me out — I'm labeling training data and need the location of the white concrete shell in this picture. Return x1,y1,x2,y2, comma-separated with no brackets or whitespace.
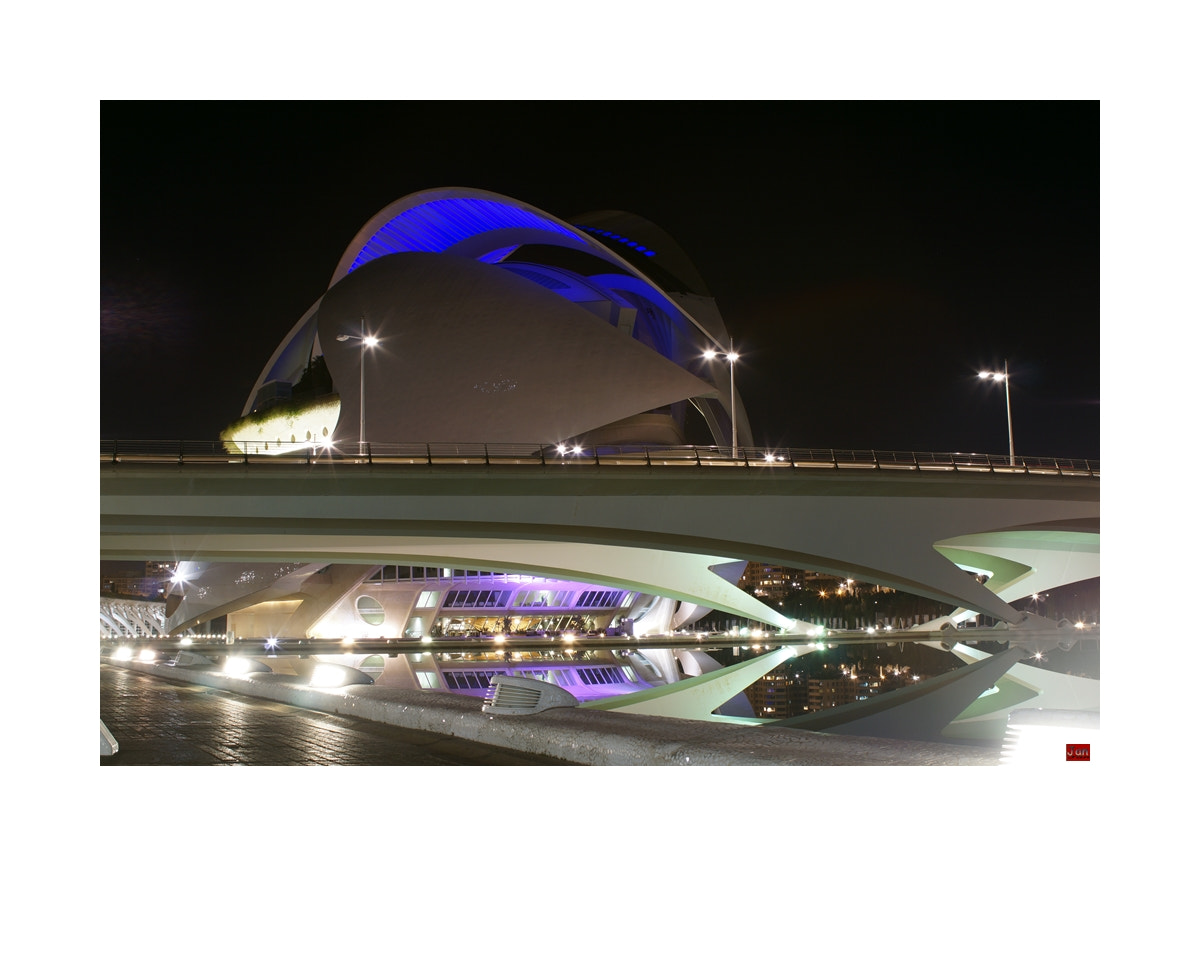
316,252,719,447
240,187,748,451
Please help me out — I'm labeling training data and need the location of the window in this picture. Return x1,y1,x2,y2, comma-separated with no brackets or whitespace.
356,595,385,625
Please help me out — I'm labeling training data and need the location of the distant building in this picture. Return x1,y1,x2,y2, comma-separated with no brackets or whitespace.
101,561,173,598
738,563,807,602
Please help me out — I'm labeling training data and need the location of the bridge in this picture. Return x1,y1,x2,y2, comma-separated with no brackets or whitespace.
100,440,1099,630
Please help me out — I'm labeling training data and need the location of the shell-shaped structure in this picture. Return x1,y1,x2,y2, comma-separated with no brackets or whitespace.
236,188,751,452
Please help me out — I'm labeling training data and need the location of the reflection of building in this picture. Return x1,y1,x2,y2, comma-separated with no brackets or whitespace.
745,670,807,718
167,188,784,700
807,676,858,713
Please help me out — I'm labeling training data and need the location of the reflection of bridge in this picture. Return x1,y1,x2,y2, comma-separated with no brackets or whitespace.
100,440,1099,628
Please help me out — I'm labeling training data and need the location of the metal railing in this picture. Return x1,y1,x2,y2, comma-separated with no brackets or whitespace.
100,440,1099,477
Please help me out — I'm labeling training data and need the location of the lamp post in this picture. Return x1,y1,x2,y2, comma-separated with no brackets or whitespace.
704,347,740,458
978,359,1014,465
337,319,378,456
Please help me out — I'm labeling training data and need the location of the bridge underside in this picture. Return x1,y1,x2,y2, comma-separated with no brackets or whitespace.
100,463,1099,634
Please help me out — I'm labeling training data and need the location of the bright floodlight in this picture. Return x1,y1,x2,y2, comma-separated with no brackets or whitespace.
703,349,718,360
309,663,347,688
113,646,133,661
225,656,254,676
363,335,379,348
727,351,739,363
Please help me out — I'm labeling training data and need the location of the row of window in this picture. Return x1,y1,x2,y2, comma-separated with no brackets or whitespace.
440,666,635,691
443,670,499,690
576,666,625,685
368,566,546,582
443,589,511,608
358,588,634,622
512,589,574,608
576,590,626,609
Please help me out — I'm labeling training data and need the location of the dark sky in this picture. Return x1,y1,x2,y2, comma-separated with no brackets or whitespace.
101,101,1098,459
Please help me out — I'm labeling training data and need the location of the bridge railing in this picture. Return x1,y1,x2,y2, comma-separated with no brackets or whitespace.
100,440,1099,477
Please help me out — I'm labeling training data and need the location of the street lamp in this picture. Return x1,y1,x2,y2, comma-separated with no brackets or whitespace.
704,346,740,458
978,359,1014,465
337,319,378,456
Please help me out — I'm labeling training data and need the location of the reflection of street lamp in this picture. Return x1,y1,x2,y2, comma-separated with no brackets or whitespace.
978,360,1014,465
337,319,378,455
703,347,740,457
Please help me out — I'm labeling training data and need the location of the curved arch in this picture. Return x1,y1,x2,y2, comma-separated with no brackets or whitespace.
328,188,727,349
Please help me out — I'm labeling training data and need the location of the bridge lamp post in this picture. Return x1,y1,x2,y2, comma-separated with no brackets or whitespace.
703,347,740,458
978,360,1014,465
337,321,379,456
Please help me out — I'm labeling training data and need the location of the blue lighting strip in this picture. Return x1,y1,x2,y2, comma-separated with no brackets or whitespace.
575,225,656,258
348,198,580,274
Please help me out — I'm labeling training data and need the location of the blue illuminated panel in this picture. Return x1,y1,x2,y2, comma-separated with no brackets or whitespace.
348,198,580,274
576,225,656,257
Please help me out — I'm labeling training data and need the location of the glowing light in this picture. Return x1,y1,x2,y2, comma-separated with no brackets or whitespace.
494,634,506,645
137,649,156,663
179,637,193,647
310,663,352,688
265,637,279,651
363,335,379,348
572,445,582,455
225,657,255,676
112,646,133,661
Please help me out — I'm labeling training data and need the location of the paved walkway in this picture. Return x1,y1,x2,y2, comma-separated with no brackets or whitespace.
102,659,1000,765
100,665,567,765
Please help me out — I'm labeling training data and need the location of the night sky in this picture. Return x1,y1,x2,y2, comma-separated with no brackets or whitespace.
101,101,1098,460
